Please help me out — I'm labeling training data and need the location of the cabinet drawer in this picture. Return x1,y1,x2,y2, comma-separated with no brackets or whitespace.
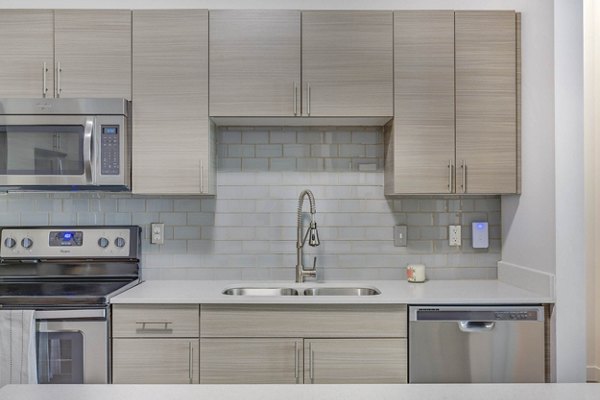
112,304,199,338
201,304,406,338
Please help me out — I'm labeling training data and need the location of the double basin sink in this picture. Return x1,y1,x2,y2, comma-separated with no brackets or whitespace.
223,286,381,297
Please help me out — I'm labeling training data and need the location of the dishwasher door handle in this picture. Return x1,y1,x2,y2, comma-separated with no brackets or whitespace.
458,321,495,333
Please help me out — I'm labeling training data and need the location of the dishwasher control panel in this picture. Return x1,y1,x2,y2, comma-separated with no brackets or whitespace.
494,311,539,321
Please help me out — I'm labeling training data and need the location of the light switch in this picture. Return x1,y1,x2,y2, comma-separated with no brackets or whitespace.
151,223,164,245
394,225,407,247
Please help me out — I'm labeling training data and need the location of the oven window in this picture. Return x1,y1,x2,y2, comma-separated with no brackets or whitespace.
0,125,84,175
37,331,84,384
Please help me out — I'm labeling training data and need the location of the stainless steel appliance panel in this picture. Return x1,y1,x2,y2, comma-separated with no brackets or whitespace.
36,309,108,384
408,306,545,383
0,99,130,191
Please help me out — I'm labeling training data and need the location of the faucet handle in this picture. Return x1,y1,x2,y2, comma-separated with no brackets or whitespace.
311,256,317,271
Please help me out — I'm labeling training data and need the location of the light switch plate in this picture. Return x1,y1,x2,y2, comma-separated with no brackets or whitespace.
394,225,407,247
449,225,462,246
151,223,164,245
472,221,489,249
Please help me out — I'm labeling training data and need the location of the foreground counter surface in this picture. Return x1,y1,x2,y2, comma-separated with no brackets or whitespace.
0,384,597,400
109,279,553,304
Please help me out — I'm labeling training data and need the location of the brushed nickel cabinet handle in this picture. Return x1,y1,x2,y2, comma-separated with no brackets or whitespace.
461,160,467,193
294,82,298,116
448,160,453,193
42,62,48,98
294,342,299,382
200,159,204,194
56,62,62,98
307,83,311,116
135,321,173,334
309,343,314,383
188,342,192,384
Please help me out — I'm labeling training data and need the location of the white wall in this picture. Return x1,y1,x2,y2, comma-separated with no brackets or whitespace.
554,0,586,383
0,0,587,382
585,0,600,383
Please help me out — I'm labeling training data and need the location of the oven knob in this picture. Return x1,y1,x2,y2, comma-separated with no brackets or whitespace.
21,238,33,249
4,237,16,249
114,237,126,248
98,237,109,248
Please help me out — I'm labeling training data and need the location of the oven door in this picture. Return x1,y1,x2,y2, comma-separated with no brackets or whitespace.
0,115,128,190
35,309,108,384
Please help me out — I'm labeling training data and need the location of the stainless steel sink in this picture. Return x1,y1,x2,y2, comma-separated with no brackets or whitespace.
222,287,299,296
303,287,381,296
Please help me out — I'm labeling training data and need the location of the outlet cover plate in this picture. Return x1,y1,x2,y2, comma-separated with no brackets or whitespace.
449,225,462,246
151,223,164,245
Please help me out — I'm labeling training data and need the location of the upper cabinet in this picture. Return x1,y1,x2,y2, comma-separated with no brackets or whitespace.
301,11,393,117
209,10,393,118
455,11,518,194
132,10,214,195
209,10,301,117
0,10,131,99
389,11,455,194
54,10,131,99
0,10,54,98
386,10,519,195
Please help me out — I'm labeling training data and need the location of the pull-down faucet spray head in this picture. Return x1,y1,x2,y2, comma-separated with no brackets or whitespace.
308,216,320,247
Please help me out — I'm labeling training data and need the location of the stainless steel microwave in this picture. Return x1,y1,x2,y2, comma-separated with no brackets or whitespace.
0,98,130,191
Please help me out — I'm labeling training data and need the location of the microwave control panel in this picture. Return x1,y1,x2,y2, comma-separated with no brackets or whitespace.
101,125,120,175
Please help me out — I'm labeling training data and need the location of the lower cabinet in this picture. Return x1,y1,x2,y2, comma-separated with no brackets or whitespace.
198,305,408,384
303,339,407,384
200,338,303,384
112,339,198,384
112,304,407,384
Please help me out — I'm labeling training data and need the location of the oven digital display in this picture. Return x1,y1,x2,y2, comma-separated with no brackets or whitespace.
49,231,83,247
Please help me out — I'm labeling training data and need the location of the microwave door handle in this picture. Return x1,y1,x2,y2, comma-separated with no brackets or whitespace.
83,118,95,184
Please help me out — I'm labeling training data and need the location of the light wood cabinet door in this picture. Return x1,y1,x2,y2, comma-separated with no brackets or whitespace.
201,304,406,338
304,339,407,384
200,338,303,384
455,11,517,194
209,10,301,117
389,11,455,195
54,10,131,99
0,10,54,98
112,339,198,384
132,10,214,195
301,11,393,117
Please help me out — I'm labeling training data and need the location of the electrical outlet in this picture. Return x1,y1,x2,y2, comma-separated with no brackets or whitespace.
394,225,407,247
449,225,462,246
151,223,164,245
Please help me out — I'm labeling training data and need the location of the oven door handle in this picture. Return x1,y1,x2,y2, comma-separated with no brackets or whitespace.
35,309,106,320
83,117,95,184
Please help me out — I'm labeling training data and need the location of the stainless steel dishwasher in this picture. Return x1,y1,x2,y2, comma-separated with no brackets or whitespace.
408,306,545,383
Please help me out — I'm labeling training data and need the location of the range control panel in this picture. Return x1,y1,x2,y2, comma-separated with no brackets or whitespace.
0,226,139,259
100,125,120,175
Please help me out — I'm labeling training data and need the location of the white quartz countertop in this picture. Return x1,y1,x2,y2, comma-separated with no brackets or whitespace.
110,279,553,304
0,384,596,400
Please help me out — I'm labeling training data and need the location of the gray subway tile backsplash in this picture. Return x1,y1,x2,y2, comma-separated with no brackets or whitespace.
0,126,501,280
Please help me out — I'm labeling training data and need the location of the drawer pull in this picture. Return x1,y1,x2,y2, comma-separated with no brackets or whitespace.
135,321,173,334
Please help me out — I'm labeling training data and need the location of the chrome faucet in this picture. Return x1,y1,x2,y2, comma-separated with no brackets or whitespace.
296,189,320,283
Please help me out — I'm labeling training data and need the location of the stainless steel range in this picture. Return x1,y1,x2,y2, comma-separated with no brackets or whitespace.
0,226,141,384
